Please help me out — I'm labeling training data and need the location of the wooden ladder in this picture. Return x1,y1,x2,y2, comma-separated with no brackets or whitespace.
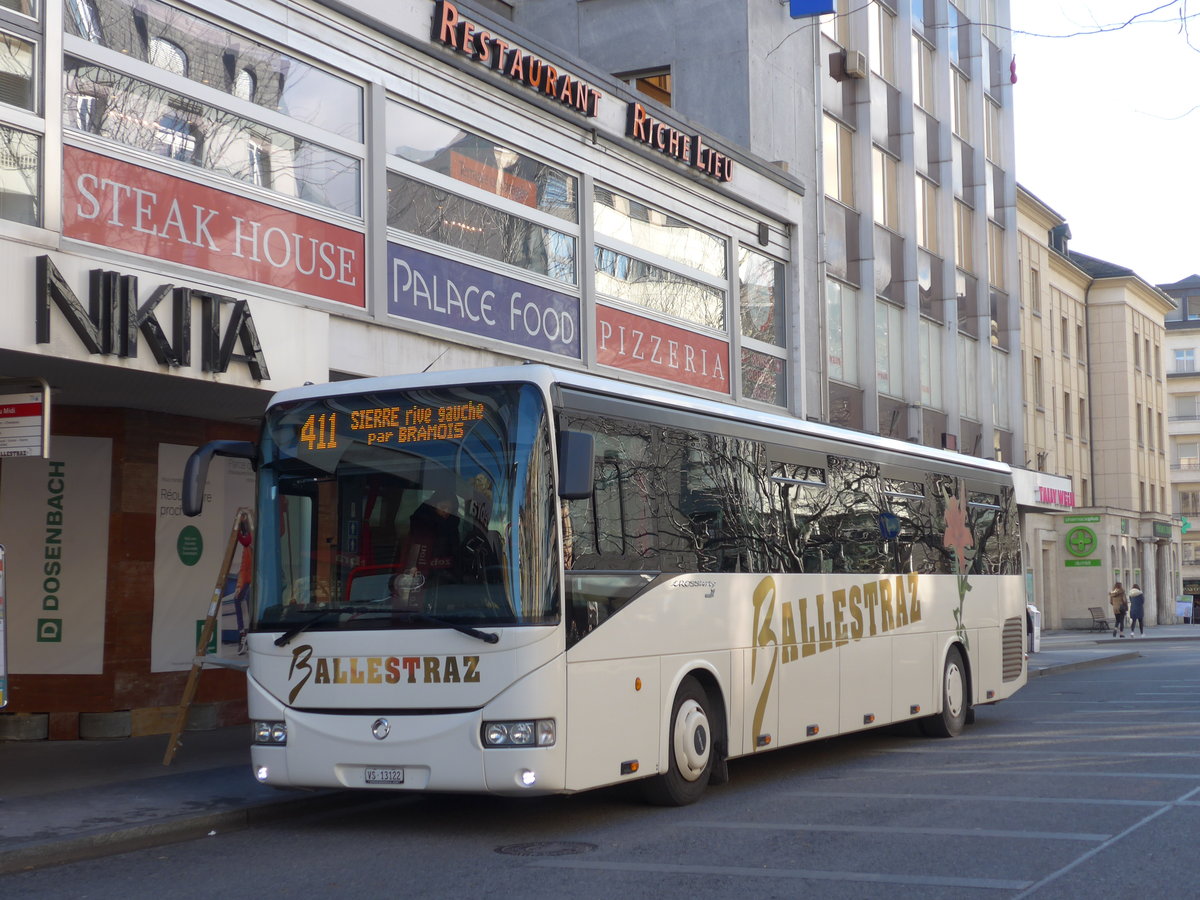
163,508,252,766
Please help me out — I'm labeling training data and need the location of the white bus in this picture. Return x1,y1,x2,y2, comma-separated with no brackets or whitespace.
184,365,1026,805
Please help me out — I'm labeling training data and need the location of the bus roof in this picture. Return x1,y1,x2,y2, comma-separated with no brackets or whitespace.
267,364,1013,478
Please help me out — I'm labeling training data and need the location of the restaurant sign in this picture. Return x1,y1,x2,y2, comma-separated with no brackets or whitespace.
387,242,581,359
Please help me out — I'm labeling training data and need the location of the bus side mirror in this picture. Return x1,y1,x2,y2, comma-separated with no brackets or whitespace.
557,430,594,500
183,440,258,516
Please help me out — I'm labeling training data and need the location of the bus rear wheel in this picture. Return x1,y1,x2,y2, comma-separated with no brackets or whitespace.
921,646,968,738
643,676,713,806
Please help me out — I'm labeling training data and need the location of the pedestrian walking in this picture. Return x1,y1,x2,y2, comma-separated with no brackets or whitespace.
1128,583,1145,636
1110,581,1128,638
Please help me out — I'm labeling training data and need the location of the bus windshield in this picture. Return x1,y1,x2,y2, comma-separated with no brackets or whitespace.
254,381,560,633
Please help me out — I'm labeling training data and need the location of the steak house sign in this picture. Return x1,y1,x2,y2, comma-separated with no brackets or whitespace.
431,1,734,183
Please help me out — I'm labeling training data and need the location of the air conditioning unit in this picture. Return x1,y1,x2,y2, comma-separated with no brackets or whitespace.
844,49,868,79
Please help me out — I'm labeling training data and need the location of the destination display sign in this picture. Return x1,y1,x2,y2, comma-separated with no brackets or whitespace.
295,400,487,453
274,387,513,462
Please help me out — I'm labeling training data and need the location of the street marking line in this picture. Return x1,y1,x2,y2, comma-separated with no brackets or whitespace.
528,858,1032,891
784,790,1164,807
881,747,1200,759
1011,785,1200,899
686,821,1109,841
855,766,1200,780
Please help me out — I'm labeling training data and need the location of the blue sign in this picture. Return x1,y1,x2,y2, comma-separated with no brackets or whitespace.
387,243,581,359
790,0,835,16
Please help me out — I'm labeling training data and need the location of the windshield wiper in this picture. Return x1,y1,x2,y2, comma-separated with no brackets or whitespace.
407,612,500,644
273,606,368,647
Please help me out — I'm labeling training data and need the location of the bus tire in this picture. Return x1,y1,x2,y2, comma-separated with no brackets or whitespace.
922,645,968,738
642,676,713,806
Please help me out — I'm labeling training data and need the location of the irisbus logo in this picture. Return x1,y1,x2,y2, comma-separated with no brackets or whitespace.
286,645,481,704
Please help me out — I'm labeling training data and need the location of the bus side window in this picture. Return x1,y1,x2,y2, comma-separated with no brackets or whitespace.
926,473,958,575
827,455,887,574
561,414,657,571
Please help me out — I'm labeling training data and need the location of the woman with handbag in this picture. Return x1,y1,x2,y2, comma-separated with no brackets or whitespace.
1109,582,1128,638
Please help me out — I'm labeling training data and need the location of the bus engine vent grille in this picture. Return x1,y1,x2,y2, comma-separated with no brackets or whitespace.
1001,616,1024,682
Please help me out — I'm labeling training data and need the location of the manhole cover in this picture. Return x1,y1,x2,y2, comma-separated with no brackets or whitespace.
495,841,597,857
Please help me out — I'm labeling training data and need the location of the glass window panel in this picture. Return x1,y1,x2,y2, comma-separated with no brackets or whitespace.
919,319,943,409
386,102,577,223
593,186,726,279
594,245,723,329
912,36,934,113
992,346,1009,428
873,146,898,229
824,114,854,207
741,347,785,407
0,32,34,111
869,1,895,82
827,278,857,385
738,247,784,345
387,172,576,285
64,57,361,215
0,124,38,225
67,0,362,141
2,0,36,16
958,334,978,419
875,299,903,396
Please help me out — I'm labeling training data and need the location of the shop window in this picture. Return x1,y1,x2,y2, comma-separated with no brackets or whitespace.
741,347,786,407
594,186,726,278
0,32,34,111
67,0,363,142
386,101,577,223
594,245,723,329
386,172,576,285
65,57,362,215
0,123,38,225
739,247,784,345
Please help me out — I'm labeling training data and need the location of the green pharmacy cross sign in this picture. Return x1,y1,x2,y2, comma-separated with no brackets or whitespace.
1064,525,1101,567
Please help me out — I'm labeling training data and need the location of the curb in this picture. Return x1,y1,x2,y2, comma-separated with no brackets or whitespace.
0,789,371,876
1028,651,1140,679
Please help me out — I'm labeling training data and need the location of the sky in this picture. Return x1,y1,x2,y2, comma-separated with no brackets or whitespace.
1010,1,1200,286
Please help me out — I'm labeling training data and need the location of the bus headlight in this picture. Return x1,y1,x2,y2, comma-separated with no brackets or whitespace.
481,719,556,747
253,720,287,745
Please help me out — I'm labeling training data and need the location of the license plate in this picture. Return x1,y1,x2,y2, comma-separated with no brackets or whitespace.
364,767,405,785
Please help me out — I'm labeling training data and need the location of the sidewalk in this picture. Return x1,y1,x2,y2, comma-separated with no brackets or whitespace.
3,623,1199,875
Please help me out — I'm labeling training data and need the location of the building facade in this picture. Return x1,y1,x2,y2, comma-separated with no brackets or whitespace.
1159,274,1200,620
0,0,807,737
513,0,1022,461
1017,186,1179,628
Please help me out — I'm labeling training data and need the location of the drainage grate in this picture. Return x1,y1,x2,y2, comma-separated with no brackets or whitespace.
495,841,597,857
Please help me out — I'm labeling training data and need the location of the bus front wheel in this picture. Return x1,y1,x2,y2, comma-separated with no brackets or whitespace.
643,676,713,806
921,646,968,738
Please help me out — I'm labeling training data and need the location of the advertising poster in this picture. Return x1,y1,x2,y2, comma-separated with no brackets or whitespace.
151,444,255,672
0,544,7,707
0,437,112,674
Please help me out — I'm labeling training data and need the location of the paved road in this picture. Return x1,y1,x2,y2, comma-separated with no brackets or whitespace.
4,637,1198,898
